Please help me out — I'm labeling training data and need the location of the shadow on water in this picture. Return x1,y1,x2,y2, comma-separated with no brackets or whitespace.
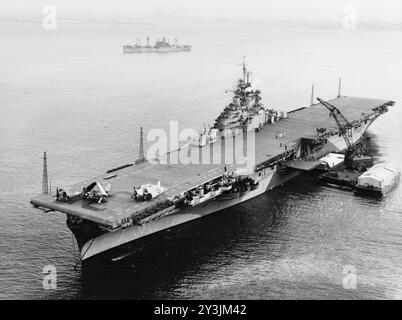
77,172,325,299
79,207,268,299
367,132,384,163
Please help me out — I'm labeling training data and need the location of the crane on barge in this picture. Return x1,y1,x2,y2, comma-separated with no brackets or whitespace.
317,97,372,170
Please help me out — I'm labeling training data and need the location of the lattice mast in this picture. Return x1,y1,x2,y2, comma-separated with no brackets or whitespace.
42,151,49,195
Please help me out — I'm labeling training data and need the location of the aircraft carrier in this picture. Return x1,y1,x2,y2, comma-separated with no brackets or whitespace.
31,62,395,261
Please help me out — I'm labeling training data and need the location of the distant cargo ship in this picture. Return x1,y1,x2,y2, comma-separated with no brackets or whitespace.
123,37,191,53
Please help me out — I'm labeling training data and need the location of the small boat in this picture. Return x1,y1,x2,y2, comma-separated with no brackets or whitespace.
184,188,223,206
354,164,400,196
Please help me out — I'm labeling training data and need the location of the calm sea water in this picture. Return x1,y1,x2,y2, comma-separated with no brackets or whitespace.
0,20,401,299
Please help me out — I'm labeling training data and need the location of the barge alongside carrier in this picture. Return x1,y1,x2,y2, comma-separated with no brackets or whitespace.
31,62,395,261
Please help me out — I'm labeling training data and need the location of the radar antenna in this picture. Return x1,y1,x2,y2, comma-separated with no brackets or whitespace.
237,56,247,83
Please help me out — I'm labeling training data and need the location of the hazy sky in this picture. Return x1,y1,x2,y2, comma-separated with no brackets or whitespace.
1,0,402,24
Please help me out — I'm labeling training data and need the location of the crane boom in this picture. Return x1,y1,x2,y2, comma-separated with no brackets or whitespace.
317,97,353,148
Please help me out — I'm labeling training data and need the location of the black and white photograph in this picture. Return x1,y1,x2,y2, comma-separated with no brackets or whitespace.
1,0,401,303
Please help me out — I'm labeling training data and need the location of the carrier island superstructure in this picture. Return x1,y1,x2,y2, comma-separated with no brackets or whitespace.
31,62,395,261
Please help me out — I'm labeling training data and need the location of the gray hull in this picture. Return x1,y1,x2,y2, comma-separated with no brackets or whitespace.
77,118,373,261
